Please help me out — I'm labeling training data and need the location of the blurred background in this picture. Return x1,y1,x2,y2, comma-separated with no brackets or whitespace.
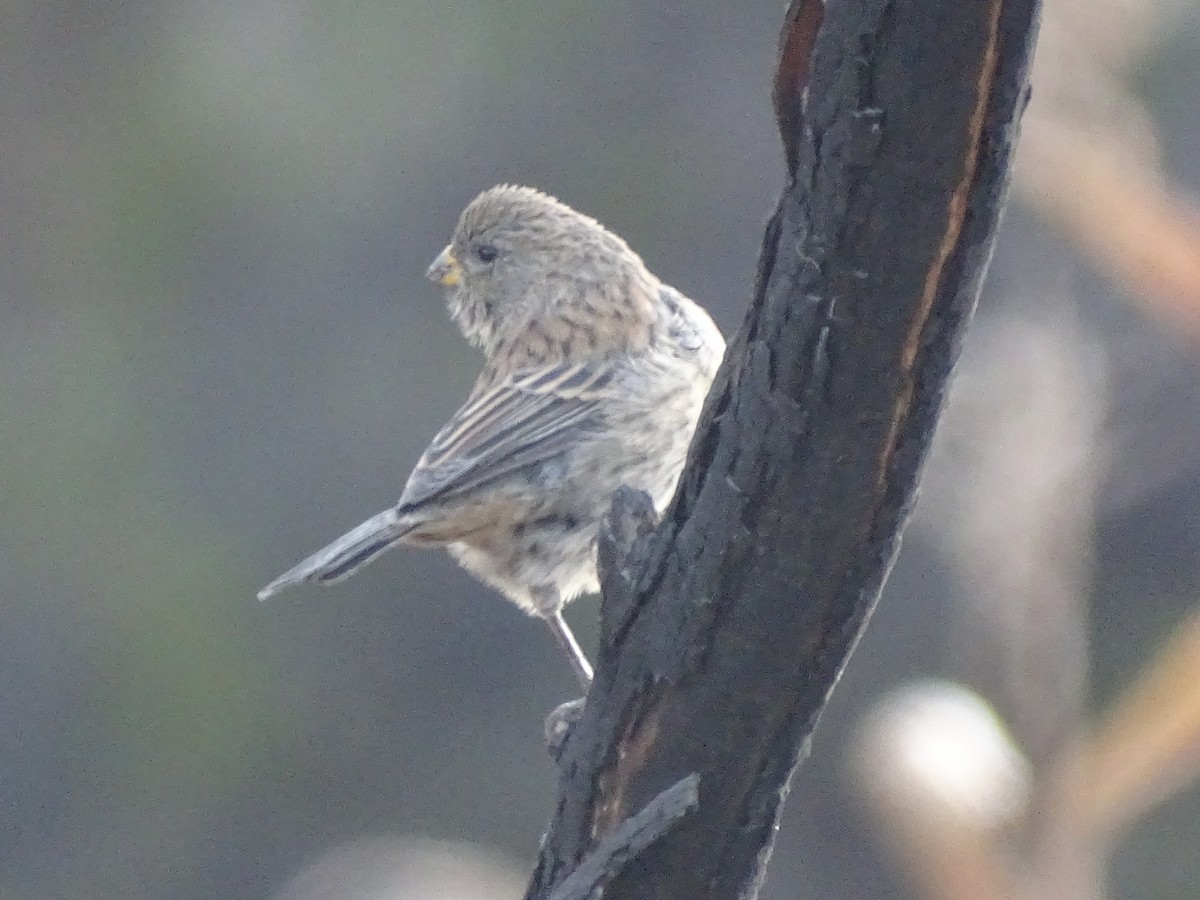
2,1,1198,898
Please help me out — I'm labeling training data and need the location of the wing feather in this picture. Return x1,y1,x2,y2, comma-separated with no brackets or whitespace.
397,361,613,512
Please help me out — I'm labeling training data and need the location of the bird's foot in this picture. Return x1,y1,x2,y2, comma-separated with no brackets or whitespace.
544,696,587,759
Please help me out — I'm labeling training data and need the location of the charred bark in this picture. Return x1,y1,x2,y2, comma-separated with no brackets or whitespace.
526,2,1041,898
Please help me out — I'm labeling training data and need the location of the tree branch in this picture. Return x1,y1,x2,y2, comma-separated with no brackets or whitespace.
526,2,1041,898
546,774,701,900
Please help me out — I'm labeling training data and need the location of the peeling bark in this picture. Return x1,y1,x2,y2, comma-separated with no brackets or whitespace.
525,2,1042,898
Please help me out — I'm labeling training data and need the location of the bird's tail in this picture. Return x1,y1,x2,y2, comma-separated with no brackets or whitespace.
257,509,409,600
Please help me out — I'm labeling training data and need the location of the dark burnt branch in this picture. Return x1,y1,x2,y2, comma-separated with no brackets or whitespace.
526,1,1041,899
546,773,700,900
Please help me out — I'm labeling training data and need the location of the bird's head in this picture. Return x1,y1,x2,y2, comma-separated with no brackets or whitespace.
426,185,654,356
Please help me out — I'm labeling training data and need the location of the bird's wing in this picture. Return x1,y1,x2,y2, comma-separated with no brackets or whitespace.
397,360,616,512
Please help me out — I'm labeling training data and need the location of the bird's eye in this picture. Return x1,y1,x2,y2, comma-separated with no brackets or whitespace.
474,243,499,264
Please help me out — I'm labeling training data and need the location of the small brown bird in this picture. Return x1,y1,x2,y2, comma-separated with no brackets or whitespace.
259,185,725,687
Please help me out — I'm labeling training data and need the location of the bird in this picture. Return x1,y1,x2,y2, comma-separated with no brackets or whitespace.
258,185,725,688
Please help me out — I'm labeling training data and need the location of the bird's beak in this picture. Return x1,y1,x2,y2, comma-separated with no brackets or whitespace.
425,245,462,287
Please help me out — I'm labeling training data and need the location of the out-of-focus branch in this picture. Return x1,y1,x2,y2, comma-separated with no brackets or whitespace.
921,314,1105,772
855,607,1200,900
1016,0,1200,333
1018,124,1200,334
1053,606,1200,842
855,683,1030,900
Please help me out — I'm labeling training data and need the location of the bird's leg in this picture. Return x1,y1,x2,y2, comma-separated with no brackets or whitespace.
543,613,591,755
547,610,594,688
530,585,593,688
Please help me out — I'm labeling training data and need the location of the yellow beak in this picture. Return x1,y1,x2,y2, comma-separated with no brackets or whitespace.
425,245,462,287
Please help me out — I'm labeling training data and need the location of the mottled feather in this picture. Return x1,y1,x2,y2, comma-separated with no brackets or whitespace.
258,184,725,686
397,360,616,511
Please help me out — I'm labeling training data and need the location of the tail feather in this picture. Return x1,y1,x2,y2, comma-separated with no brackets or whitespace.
257,509,407,600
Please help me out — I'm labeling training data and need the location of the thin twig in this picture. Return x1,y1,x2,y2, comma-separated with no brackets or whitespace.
545,774,701,900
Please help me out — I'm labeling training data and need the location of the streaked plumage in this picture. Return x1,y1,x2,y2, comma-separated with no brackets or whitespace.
259,185,725,686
